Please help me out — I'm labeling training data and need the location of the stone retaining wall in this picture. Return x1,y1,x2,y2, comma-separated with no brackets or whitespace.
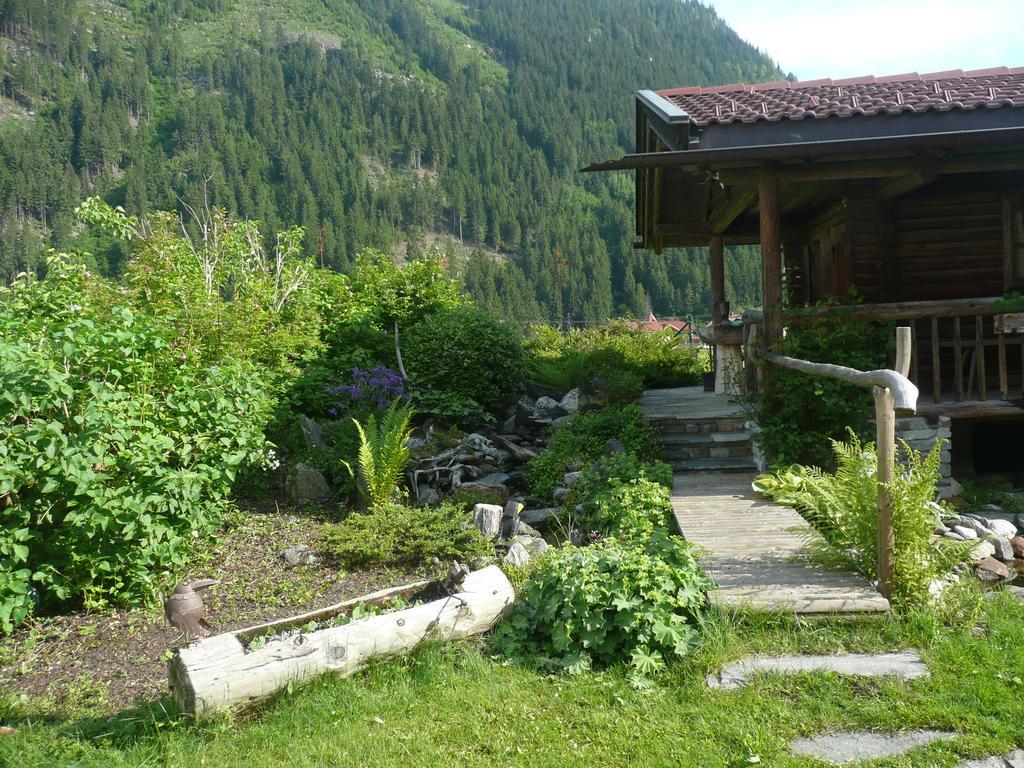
894,414,955,494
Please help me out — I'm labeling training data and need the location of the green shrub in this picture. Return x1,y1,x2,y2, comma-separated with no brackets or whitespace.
404,304,526,416
526,321,709,392
749,306,890,468
568,452,673,509
527,405,660,498
0,257,270,630
493,534,710,677
574,478,674,540
318,503,490,568
753,431,971,606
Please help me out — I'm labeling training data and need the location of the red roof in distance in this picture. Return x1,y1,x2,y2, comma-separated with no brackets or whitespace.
656,67,1024,127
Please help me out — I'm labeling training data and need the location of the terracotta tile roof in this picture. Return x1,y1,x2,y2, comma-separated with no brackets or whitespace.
657,67,1024,127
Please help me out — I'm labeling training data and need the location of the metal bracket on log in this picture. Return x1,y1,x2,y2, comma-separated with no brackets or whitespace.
168,565,515,716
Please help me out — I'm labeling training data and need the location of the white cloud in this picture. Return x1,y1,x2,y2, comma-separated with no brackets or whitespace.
706,0,1024,81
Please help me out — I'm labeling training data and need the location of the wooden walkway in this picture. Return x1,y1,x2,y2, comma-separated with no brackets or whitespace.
673,472,890,614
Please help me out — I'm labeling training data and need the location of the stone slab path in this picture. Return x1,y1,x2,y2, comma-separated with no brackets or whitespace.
707,650,928,690
957,751,1024,768
790,730,955,764
671,471,891,614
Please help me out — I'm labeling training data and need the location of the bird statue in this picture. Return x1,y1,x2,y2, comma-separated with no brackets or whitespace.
164,578,218,642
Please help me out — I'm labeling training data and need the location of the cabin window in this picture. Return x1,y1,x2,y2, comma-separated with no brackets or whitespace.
1006,198,1024,288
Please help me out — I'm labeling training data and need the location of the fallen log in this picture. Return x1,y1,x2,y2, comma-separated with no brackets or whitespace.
168,565,515,716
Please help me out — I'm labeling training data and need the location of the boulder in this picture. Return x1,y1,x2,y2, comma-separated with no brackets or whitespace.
958,516,995,537
989,536,1015,563
299,415,324,448
534,396,568,420
503,541,531,567
975,556,1011,584
971,540,996,561
560,388,581,414
494,436,538,462
279,544,319,568
562,471,583,487
285,464,330,504
604,438,627,456
520,507,559,526
512,535,549,557
478,472,511,486
944,531,965,542
988,519,1019,538
472,504,504,540
1012,536,1024,559
516,520,543,538
952,525,978,540
458,481,509,501
552,486,570,503
416,484,440,507
515,396,537,426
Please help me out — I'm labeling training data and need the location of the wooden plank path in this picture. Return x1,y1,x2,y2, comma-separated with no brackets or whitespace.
672,472,890,614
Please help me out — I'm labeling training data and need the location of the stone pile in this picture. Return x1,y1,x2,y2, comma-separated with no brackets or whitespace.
472,500,549,567
409,388,581,506
938,508,1024,584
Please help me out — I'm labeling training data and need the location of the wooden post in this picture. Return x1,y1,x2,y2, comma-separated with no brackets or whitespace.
895,326,912,378
874,385,895,601
953,317,964,401
975,315,987,401
759,174,782,350
709,235,727,325
930,317,941,404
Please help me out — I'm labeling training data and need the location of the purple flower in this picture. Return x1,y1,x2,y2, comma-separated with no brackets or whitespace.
326,365,407,418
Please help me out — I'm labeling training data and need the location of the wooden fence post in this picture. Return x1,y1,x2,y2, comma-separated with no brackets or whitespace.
875,326,910,600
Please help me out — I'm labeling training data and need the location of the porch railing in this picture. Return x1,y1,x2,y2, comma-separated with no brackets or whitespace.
781,297,1020,404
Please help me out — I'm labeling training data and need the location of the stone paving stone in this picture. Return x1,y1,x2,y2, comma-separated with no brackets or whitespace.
790,730,955,764
707,650,928,690
956,750,1024,768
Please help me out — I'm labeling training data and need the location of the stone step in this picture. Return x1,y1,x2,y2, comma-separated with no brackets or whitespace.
670,457,758,472
664,444,753,461
707,650,928,690
649,416,748,434
659,430,751,446
791,730,954,764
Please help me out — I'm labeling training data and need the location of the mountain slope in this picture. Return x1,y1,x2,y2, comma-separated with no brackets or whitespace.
0,0,780,321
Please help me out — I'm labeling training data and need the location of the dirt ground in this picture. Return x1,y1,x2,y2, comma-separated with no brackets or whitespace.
0,499,432,712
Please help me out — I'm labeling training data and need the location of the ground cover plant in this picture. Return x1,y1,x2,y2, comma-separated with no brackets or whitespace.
754,432,972,605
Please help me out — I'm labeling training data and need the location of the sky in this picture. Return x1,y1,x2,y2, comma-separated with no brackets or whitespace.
706,0,1024,81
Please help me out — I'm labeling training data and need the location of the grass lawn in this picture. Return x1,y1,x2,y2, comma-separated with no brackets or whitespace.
2,587,1023,767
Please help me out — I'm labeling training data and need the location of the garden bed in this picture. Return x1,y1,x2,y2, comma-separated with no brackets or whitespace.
0,498,432,712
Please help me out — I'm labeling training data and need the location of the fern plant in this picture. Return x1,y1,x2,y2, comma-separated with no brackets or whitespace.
753,430,972,606
342,402,415,508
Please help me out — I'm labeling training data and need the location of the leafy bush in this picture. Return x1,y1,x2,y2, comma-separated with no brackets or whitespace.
318,503,490,568
749,306,890,468
493,534,710,677
404,304,526,416
574,478,674,540
0,257,270,630
343,402,415,508
753,431,971,606
568,452,673,509
527,405,660,498
526,321,709,392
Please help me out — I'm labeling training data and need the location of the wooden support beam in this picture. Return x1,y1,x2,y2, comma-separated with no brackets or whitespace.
877,167,938,201
953,318,964,402
874,385,895,601
931,317,941,404
976,315,987,401
998,322,1008,400
709,235,727,324
708,185,758,234
759,173,783,350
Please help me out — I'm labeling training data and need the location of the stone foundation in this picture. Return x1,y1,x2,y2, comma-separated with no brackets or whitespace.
894,414,958,497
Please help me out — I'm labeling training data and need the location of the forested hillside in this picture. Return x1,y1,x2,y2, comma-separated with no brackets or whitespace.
0,0,778,322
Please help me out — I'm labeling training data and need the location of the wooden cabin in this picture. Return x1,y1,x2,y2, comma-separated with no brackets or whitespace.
588,67,1024,479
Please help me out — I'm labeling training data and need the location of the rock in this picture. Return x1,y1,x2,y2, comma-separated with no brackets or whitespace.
562,471,583,487
469,555,493,570
559,388,581,414
416,484,440,506
478,472,511,486
285,463,331,504
534,396,568,420
514,396,536,427
790,730,955,764
988,519,1019,538
971,540,996,560
959,516,995,537
494,435,538,462
503,541,531,567
944,531,965,541
512,535,549,557
458,481,509,501
975,556,1011,583
989,536,1015,562
552,486,570,503
604,438,627,456
957,749,1024,768
520,507,559,525
502,415,517,433
708,650,929,690
516,520,543,537
299,415,324,448
551,415,572,427
472,504,504,540
499,501,522,540
279,544,318,568
952,525,979,540
1012,536,1024,558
